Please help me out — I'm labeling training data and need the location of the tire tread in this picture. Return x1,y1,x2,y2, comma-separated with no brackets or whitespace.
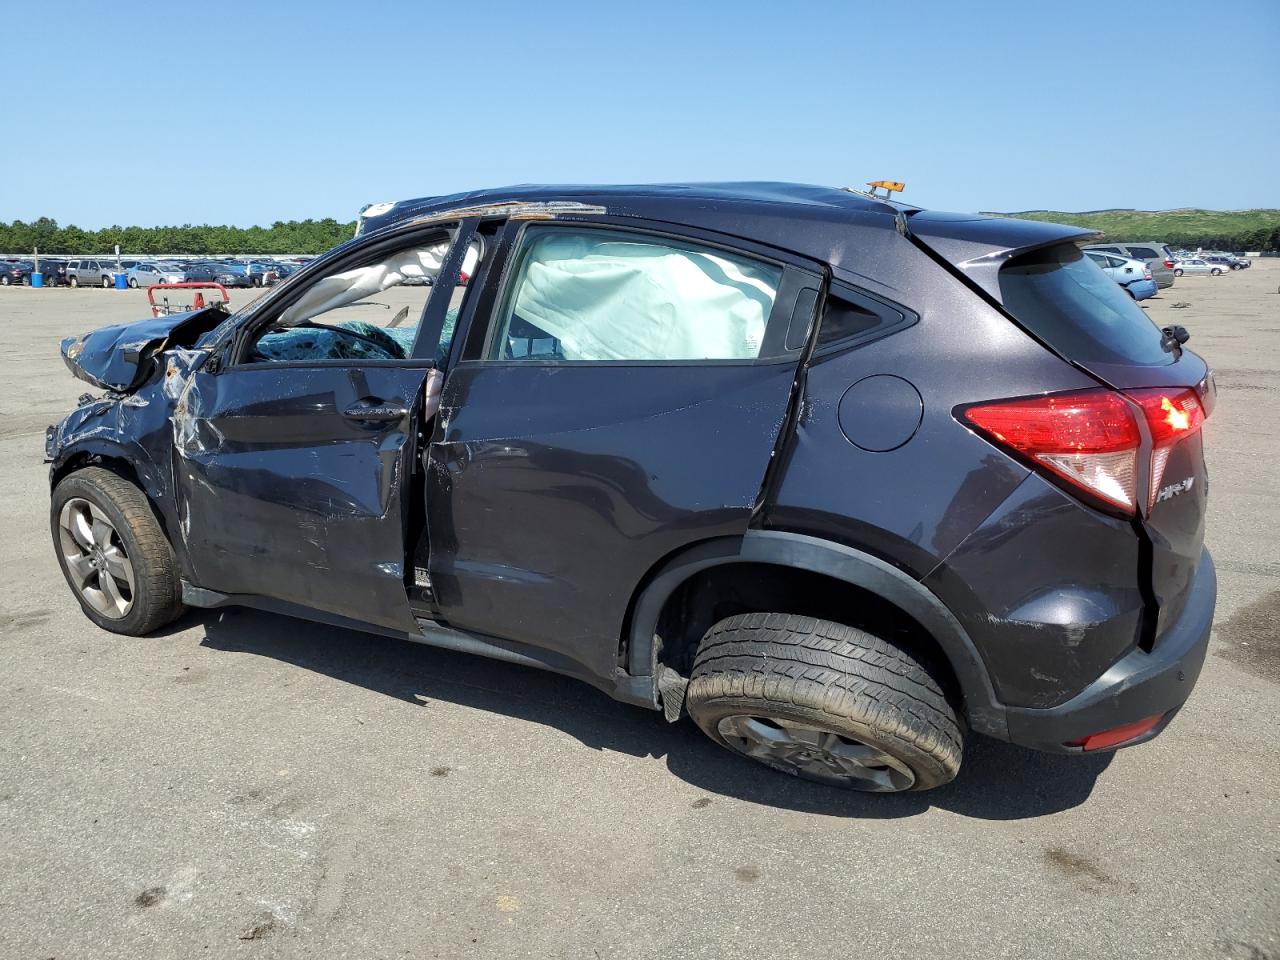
686,612,963,789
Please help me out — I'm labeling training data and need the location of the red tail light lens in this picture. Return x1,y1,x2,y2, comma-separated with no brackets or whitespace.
1128,388,1205,509
1163,258,1175,269
963,387,1210,516
962,391,1141,513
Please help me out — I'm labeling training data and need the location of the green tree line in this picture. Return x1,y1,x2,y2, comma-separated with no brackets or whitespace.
0,217,357,255
1001,209,1280,252
5,211,1278,257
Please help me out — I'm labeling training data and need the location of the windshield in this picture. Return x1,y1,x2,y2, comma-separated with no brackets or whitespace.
998,243,1171,366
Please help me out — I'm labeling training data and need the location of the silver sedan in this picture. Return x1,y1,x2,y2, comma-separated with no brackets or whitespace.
126,263,185,288
1172,258,1228,277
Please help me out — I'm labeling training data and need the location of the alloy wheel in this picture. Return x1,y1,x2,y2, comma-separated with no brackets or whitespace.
57,497,135,619
716,714,916,792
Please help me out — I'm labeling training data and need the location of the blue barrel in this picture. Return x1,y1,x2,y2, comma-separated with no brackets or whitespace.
30,272,43,288
114,272,128,289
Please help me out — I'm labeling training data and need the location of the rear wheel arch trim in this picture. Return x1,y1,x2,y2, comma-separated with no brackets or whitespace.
625,529,1009,738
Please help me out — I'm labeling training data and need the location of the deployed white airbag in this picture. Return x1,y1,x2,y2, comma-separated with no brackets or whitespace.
509,232,781,361
279,240,481,328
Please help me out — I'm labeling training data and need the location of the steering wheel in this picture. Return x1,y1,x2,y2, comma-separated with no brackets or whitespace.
292,320,407,359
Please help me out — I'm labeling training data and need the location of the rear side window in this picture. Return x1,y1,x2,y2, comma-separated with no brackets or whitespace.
998,243,1171,366
816,283,916,352
490,227,784,362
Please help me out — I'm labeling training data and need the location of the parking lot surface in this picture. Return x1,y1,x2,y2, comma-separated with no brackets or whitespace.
1,269,1277,959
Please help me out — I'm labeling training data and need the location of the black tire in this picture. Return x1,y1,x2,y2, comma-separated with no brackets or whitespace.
1211,268,1222,276
685,613,962,792
69,275,79,287
1173,268,1183,277
101,275,111,288
51,467,185,635
128,277,138,288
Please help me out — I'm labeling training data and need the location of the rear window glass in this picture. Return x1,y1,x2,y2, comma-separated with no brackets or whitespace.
1126,246,1159,259
998,243,1171,366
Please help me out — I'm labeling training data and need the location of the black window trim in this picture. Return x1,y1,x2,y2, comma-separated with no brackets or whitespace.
811,280,919,358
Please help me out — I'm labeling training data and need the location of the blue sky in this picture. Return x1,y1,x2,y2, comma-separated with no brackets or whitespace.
2,0,1277,227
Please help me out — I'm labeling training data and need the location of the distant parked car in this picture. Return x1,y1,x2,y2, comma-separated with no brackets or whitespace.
35,259,69,286
183,261,254,288
1203,254,1243,271
2,260,34,286
1083,251,1157,300
1083,242,1176,288
127,263,186,288
1172,259,1223,277
244,262,280,286
1172,258,1226,277
65,259,121,288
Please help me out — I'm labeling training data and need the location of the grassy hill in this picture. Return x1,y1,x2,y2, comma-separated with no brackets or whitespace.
983,208,1280,251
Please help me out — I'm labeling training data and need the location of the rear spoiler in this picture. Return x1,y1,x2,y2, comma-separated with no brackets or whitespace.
904,210,1097,300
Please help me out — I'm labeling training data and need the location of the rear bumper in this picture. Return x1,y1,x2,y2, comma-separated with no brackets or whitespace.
1128,278,1159,301
1002,548,1216,753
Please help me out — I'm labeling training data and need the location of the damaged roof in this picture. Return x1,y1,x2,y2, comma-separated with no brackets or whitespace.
356,181,1089,280
359,181,913,235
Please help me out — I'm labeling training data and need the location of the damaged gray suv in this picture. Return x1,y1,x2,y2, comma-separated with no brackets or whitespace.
46,183,1217,792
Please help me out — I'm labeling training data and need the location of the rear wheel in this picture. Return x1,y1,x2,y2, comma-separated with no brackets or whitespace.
685,613,963,792
1211,268,1222,276
69,275,79,287
51,467,185,635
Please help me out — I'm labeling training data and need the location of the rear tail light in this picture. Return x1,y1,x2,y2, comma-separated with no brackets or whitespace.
1164,259,1175,269
1128,387,1205,510
962,387,1209,517
1143,266,1152,280
962,391,1140,512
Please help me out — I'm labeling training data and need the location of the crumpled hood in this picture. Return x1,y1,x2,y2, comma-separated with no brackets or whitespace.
61,307,228,392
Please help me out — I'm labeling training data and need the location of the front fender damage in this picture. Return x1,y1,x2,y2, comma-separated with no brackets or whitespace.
60,306,230,393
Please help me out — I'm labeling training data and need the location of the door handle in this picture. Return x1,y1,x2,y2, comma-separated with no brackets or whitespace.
342,399,410,423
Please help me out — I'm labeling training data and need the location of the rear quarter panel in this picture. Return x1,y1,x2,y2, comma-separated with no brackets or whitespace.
765,228,1150,707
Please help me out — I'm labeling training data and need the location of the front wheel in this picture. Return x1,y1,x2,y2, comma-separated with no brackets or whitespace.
128,277,138,288
1173,268,1184,277
685,613,963,792
51,467,185,635
1,275,9,286
1211,268,1222,276
101,275,111,288
69,275,79,287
